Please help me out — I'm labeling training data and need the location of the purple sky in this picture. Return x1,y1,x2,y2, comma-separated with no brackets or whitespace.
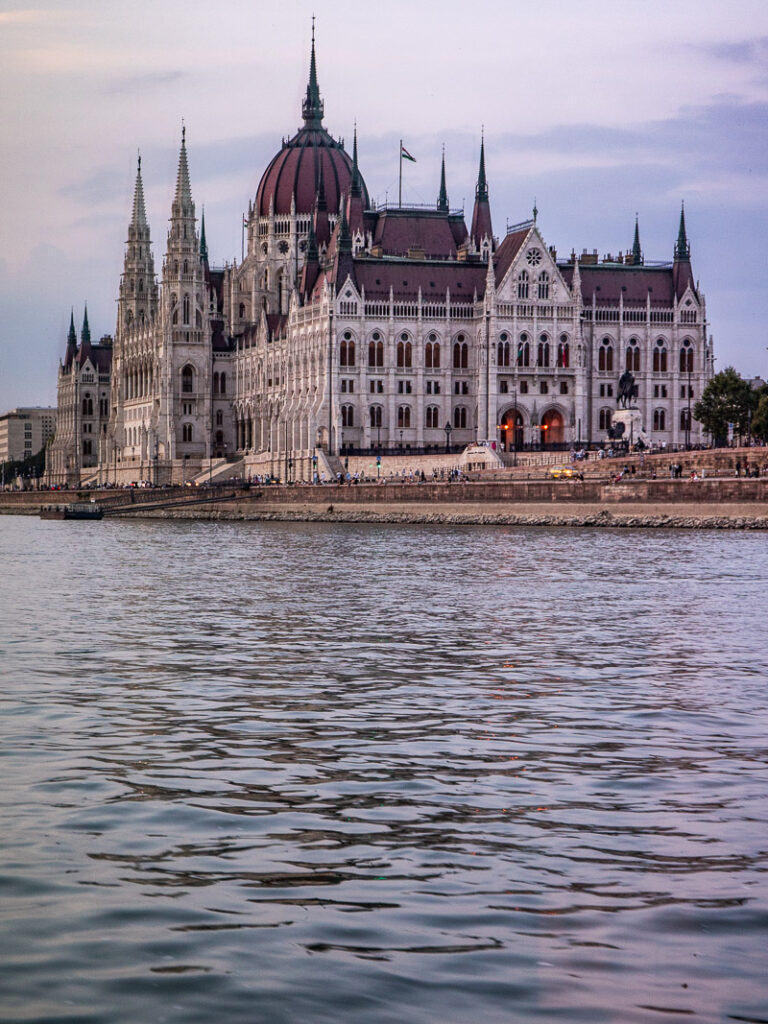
2,0,767,411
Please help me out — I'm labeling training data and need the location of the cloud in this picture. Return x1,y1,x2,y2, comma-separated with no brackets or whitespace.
699,35,768,65
103,70,187,95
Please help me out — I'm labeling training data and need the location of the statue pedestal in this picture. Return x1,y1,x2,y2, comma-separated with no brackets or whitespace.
612,408,648,446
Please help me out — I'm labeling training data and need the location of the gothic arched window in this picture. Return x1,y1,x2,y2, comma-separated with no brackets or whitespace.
679,339,694,373
599,338,614,372
557,335,569,368
537,271,549,300
453,405,468,429
517,270,529,299
538,335,550,368
653,339,668,373
626,339,641,372
517,334,530,367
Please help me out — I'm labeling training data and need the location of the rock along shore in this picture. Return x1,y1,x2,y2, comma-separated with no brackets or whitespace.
149,501,768,530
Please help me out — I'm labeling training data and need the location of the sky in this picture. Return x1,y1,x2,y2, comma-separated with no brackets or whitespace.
1,0,767,412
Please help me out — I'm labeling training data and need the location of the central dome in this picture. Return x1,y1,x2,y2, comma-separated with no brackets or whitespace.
255,127,368,218
254,33,369,218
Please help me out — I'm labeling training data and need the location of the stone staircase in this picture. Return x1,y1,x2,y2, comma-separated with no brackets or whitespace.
190,457,245,486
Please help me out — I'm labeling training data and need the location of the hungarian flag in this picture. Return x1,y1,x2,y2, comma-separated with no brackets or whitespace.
401,145,416,163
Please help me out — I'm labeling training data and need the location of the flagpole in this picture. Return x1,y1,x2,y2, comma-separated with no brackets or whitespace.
399,139,402,208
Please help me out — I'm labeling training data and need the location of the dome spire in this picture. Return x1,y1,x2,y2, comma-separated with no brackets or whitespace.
302,17,324,127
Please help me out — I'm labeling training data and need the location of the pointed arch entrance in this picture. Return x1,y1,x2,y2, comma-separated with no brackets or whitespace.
541,408,565,446
500,408,524,451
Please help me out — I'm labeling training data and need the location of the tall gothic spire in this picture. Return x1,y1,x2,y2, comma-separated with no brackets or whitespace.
437,147,449,213
302,18,324,127
67,309,77,348
350,124,362,198
174,125,192,209
674,202,690,262
200,207,208,263
470,133,493,252
81,305,91,345
475,134,488,202
131,154,148,232
631,214,643,265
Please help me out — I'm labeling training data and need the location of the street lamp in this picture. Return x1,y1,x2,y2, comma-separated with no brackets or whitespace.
444,421,452,453
686,364,692,448
399,429,403,449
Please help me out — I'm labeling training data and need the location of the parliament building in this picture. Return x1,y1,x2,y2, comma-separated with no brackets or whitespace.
46,34,714,487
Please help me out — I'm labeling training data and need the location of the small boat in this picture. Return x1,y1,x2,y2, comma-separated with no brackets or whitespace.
40,502,104,521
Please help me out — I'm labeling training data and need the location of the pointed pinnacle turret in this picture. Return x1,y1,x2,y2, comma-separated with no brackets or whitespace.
175,124,192,207
338,196,352,255
306,217,318,262
476,134,488,202
437,147,449,213
67,309,77,348
350,124,362,198
200,207,208,262
81,306,91,345
632,214,643,265
131,153,148,231
302,18,324,127
316,153,327,211
675,202,690,261
471,134,493,251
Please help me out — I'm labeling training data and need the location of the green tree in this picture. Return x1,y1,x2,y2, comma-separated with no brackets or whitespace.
751,393,768,443
693,367,754,445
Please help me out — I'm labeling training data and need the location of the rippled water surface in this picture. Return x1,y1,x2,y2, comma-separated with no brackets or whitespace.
1,516,767,1023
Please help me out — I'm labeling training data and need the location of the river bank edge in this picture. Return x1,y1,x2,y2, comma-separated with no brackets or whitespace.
7,500,759,529
153,501,768,529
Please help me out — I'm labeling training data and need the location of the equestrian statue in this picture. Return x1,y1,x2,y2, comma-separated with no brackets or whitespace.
617,370,639,409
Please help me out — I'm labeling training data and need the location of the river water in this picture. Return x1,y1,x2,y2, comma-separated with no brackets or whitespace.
1,516,766,1024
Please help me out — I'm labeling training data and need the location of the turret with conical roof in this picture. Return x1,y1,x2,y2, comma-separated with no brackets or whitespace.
77,306,93,366
631,215,643,265
64,309,77,368
164,126,202,300
437,148,449,213
674,202,690,262
470,135,493,253
673,202,694,298
118,154,158,332
200,208,209,265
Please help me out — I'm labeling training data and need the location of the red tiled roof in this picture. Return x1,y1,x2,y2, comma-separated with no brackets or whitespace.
493,228,530,286
255,127,369,218
371,208,467,259
353,260,487,301
559,264,677,305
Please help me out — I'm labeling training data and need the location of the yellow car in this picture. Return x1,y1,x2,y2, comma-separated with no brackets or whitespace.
548,466,576,479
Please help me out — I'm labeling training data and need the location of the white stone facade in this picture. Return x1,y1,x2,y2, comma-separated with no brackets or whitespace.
48,39,713,486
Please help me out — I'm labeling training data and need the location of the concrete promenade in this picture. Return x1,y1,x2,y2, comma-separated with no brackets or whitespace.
4,475,768,529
